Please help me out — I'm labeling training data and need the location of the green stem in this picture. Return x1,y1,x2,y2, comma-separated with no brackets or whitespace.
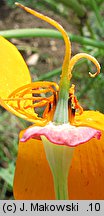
80,0,103,5
37,67,62,81
86,20,96,39
0,28,104,49
57,0,86,18
41,136,73,200
88,0,103,29
77,72,102,99
53,171,69,199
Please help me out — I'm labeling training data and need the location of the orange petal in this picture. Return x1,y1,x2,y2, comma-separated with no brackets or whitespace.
75,110,104,131
13,131,55,200
69,130,104,199
14,129,104,200
0,36,31,98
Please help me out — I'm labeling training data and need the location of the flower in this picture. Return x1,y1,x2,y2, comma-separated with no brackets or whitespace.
0,3,104,199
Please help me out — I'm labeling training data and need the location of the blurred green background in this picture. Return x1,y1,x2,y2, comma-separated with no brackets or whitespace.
0,0,104,199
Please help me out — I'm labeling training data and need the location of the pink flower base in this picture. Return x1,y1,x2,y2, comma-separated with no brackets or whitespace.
20,122,101,147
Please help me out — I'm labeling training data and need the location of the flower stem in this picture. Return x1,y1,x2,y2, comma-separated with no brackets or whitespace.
41,136,74,200
53,171,69,199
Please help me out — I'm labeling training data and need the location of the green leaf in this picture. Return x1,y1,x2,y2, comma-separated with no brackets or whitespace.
0,163,15,188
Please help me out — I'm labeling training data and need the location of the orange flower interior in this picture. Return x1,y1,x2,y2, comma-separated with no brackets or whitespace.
0,3,100,127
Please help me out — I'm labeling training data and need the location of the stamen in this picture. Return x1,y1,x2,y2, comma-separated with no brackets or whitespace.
53,91,58,106
48,103,52,113
3,97,47,101
8,82,58,98
68,85,83,124
24,100,49,109
1,81,58,125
